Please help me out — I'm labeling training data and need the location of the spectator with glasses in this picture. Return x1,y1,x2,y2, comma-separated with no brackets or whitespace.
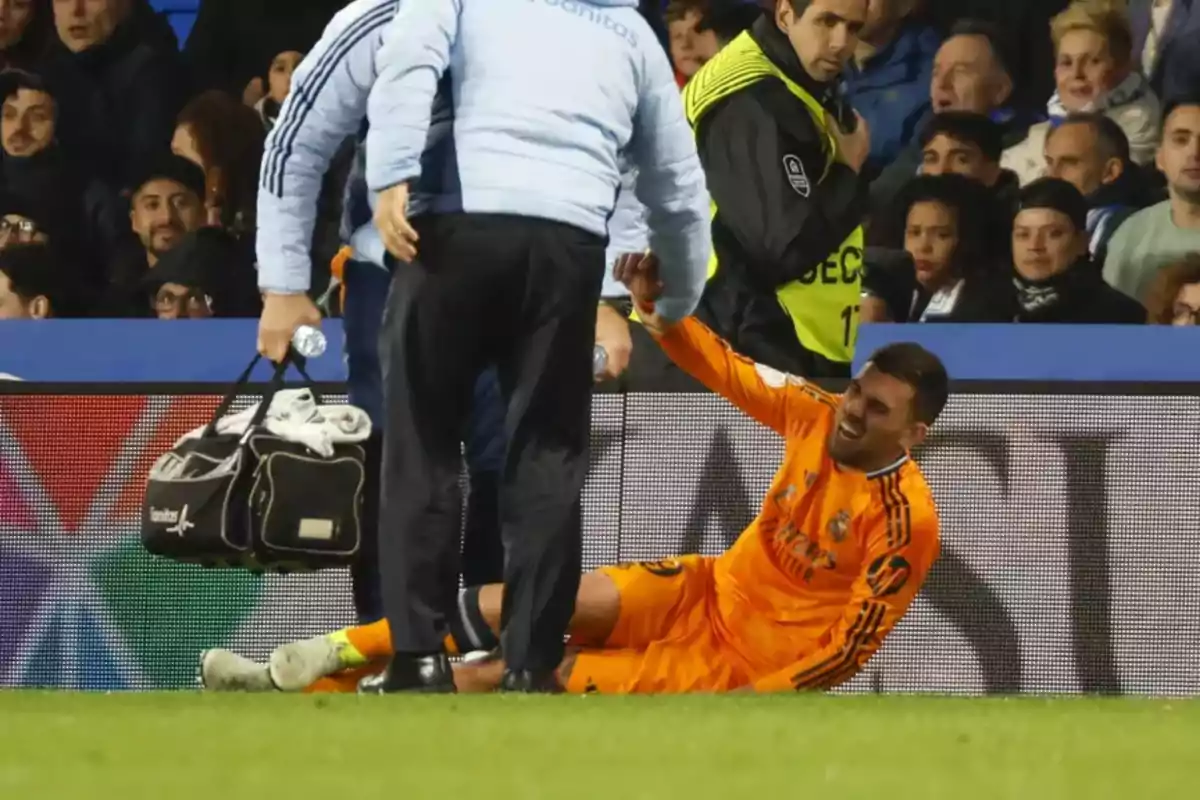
0,190,56,246
1143,253,1200,325
0,212,36,244
0,191,89,300
142,227,259,320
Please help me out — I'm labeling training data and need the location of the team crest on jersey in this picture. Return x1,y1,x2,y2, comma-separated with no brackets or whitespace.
774,484,797,505
827,509,850,542
782,154,810,197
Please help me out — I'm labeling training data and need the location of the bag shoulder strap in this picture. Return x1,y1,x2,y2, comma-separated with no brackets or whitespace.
201,352,324,439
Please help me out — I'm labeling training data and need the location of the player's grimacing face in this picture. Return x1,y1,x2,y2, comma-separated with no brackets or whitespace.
829,365,924,468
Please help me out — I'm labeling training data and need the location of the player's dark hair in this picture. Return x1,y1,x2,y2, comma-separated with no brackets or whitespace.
868,343,949,426
1050,112,1131,165
919,112,1004,163
947,19,1014,79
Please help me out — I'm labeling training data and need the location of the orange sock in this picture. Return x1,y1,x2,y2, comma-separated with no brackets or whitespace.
303,664,383,694
343,619,392,660
340,619,472,659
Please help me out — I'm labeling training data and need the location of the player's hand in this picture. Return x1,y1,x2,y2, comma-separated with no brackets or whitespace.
594,302,632,382
614,252,670,337
614,252,664,303
258,292,322,363
832,110,871,174
374,183,419,263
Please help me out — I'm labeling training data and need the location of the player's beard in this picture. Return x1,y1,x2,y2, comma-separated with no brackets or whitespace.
827,419,867,468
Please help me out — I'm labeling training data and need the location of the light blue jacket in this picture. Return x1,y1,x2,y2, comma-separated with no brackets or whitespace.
365,0,708,321
601,164,648,298
256,0,397,294
255,0,652,296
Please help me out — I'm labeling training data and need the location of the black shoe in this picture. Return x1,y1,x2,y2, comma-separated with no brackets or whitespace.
358,654,456,694
498,668,563,694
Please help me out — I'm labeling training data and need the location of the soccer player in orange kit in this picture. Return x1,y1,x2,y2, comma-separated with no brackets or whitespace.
201,255,948,695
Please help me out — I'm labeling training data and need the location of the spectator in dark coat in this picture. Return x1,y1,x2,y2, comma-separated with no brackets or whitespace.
183,0,344,104
843,0,941,176
919,0,1070,111
104,154,208,315
37,0,189,190
1010,177,1145,324
870,111,1018,259
1130,0,1200,105
0,69,128,287
0,241,75,318
254,41,307,133
0,194,93,312
869,20,1040,213
862,173,1013,323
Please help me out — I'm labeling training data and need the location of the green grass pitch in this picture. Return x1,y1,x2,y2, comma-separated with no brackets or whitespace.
0,692,1195,798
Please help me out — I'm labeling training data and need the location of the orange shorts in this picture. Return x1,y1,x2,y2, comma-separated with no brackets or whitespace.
564,555,748,694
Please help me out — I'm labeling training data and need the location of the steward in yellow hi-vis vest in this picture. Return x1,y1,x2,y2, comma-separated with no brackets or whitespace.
674,8,868,377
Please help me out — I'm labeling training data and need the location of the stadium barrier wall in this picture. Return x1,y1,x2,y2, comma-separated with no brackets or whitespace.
1,323,1197,695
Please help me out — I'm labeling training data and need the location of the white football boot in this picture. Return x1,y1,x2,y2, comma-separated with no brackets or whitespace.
267,635,346,692
199,649,275,692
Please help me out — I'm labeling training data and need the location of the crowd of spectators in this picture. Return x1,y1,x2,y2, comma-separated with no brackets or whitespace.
0,0,1197,340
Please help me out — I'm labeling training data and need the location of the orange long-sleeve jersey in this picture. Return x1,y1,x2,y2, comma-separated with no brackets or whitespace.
657,317,940,692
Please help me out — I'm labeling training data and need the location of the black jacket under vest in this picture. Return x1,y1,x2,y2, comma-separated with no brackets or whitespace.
692,16,864,378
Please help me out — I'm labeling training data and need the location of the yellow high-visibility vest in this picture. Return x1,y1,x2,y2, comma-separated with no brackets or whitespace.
635,31,863,363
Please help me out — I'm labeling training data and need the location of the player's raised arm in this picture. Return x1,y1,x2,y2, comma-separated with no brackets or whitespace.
655,315,841,437
256,1,391,295
752,478,940,693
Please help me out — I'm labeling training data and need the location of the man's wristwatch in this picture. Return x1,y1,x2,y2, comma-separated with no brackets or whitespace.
601,297,633,318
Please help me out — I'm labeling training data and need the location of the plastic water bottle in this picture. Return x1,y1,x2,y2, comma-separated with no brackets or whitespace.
593,344,609,379
292,325,327,358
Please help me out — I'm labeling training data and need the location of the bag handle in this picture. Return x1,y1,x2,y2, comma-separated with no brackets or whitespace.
201,349,324,439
